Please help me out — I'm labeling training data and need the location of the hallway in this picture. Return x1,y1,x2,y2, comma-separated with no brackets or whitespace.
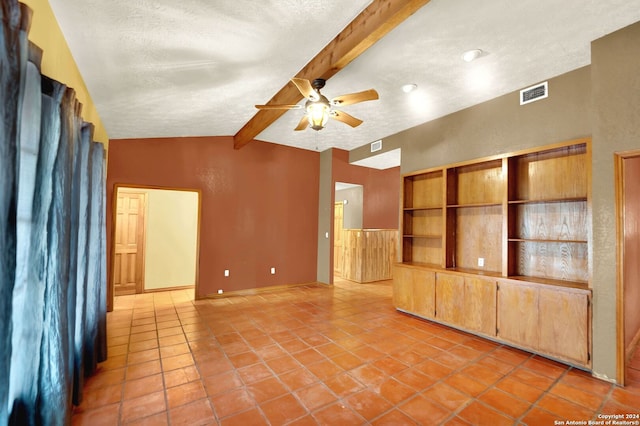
72,279,640,425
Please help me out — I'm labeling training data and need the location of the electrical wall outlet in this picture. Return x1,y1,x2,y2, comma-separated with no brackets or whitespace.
270,267,276,274
217,289,223,294
478,258,485,267
224,269,230,277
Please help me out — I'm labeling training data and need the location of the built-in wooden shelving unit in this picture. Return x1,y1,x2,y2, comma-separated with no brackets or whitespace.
394,138,592,368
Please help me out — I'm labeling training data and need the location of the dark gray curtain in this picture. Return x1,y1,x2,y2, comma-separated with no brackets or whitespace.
0,2,29,424
8,41,43,424
86,140,108,374
1,1,108,424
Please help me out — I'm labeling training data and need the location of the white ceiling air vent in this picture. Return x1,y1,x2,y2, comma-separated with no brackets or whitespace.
371,140,382,152
520,81,548,105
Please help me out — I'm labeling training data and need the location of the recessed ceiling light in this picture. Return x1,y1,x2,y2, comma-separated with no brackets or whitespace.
462,49,483,62
402,83,417,93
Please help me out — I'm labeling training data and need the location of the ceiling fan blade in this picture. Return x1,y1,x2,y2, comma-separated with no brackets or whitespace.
291,78,317,100
294,115,309,131
255,104,302,110
331,89,379,107
330,110,363,128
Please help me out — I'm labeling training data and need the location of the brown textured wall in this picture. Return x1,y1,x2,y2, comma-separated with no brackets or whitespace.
331,149,400,229
624,156,640,351
106,137,320,299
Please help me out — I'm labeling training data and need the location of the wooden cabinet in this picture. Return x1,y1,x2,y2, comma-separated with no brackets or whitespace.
464,276,497,337
393,265,435,319
497,281,540,347
538,287,590,366
435,273,465,326
435,273,497,337
393,138,592,368
496,280,590,366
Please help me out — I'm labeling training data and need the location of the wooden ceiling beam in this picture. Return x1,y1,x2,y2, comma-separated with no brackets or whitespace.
233,0,431,149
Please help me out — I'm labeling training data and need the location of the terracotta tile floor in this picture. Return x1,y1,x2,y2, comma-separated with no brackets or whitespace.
73,279,640,425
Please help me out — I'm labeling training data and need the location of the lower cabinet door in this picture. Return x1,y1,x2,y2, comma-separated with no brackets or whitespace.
435,273,465,326
464,277,497,337
497,281,540,350
413,269,436,319
393,266,414,312
538,287,590,366
393,266,435,319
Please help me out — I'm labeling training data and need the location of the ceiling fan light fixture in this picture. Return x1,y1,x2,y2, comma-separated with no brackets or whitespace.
462,49,483,62
306,97,331,130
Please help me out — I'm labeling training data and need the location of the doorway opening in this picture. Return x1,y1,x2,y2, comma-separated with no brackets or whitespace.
615,151,640,386
334,182,363,279
112,186,200,299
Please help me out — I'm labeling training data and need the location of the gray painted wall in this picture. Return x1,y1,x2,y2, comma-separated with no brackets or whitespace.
317,149,333,284
387,66,592,174
336,186,364,229
591,21,640,381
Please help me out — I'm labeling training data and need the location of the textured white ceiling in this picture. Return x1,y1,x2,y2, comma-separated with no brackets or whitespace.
49,0,640,161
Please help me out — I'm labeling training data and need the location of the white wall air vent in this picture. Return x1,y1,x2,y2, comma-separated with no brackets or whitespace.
370,140,382,152
520,81,548,105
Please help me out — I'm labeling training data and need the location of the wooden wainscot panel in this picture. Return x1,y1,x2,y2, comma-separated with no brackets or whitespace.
497,281,540,350
435,273,465,326
393,265,436,319
343,229,397,283
464,276,497,337
538,287,590,366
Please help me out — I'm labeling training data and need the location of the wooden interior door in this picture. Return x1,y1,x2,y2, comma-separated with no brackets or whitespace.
114,191,146,296
334,202,344,276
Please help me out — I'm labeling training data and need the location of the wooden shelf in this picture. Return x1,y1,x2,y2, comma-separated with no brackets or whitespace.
403,234,442,239
508,197,587,205
443,267,503,278
504,275,589,290
403,206,442,211
508,238,587,244
398,261,442,269
447,202,503,208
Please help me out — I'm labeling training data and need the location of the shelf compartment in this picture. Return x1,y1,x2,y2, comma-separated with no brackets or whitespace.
509,144,587,202
447,159,505,206
508,240,588,283
403,170,443,209
508,201,587,242
453,205,502,273
402,234,442,265
403,209,443,238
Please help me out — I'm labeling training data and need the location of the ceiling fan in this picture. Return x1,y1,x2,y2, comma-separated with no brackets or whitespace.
255,78,379,131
